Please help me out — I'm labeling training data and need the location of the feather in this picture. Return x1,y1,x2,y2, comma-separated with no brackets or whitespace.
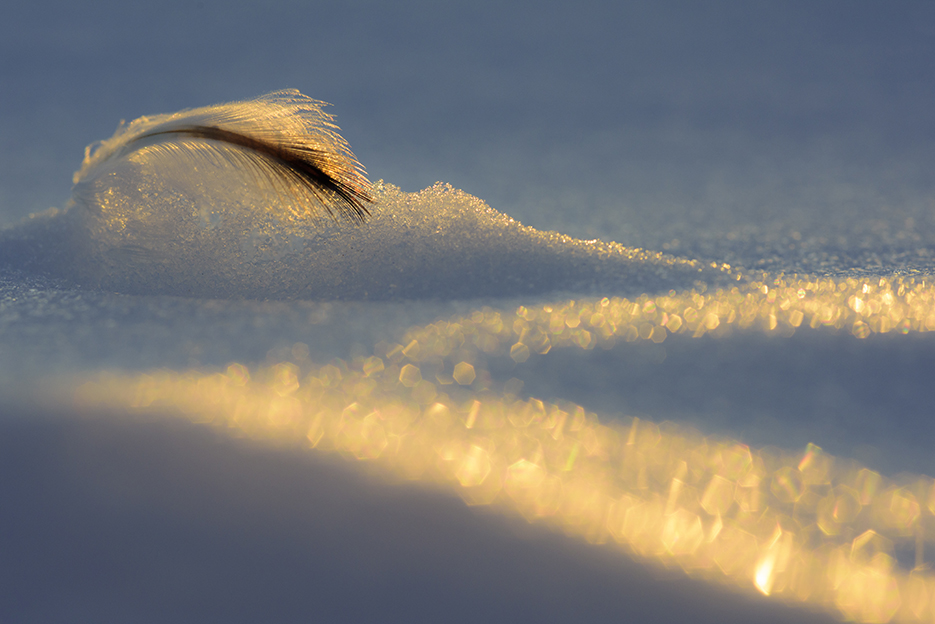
72,89,373,223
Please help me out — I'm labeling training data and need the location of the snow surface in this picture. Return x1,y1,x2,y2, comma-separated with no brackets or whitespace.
2,2,935,623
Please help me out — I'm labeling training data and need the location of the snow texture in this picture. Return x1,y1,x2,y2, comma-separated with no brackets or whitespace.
2,3,935,622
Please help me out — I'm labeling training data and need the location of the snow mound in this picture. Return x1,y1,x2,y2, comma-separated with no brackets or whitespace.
4,171,728,300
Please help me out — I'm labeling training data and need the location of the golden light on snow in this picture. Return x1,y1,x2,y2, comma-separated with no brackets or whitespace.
74,274,935,623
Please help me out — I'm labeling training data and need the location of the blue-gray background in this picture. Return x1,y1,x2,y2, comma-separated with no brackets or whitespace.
2,2,934,622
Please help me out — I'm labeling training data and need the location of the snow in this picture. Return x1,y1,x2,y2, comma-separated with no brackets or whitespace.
2,2,935,622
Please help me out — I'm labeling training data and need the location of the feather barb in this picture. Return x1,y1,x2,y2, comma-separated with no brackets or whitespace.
73,89,373,224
